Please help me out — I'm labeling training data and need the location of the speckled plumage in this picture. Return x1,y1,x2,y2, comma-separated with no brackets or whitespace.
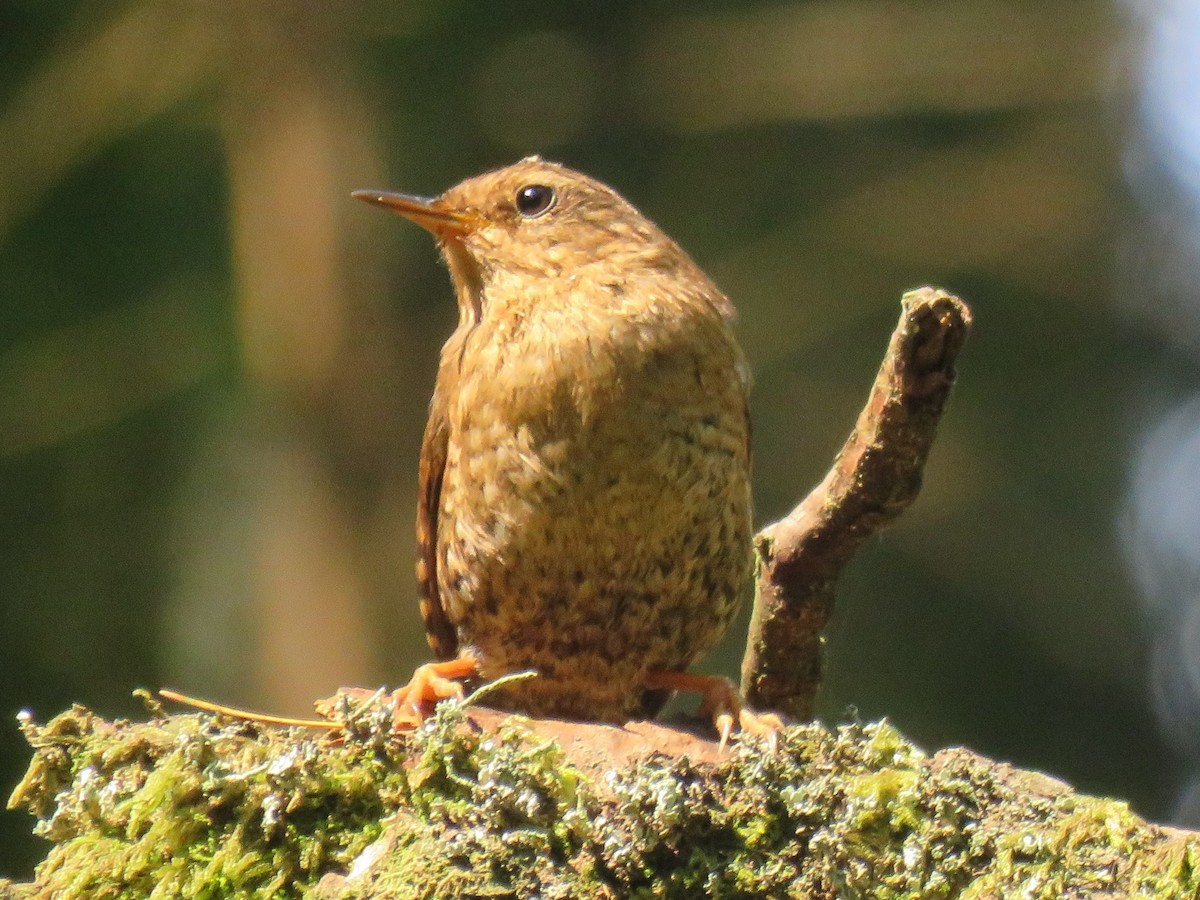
387,158,751,721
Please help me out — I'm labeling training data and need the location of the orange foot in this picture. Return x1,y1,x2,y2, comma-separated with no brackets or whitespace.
643,670,785,751
318,656,480,730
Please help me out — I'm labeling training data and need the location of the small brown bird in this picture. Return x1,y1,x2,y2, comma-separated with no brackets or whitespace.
354,157,755,727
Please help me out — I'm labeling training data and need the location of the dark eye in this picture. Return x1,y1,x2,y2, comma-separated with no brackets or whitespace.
515,184,555,217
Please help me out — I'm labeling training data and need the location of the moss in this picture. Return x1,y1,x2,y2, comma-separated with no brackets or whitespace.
8,701,405,898
966,797,1200,900
361,704,599,899
8,700,1200,898
0,878,34,899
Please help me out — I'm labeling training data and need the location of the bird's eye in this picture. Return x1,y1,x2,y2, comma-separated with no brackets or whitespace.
515,184,556,218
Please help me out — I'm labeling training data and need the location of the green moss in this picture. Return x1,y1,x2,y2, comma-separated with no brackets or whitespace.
358,704,597,899
7,702,403,898
967,797,1200,900
8,701,1200,898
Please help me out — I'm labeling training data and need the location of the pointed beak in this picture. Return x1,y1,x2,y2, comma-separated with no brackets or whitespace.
351,190,473,238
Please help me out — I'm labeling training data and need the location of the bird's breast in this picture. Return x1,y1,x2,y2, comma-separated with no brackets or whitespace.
438,285,749,576
432,284,753,717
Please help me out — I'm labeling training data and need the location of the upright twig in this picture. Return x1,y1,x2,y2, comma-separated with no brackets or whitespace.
741,287,972,718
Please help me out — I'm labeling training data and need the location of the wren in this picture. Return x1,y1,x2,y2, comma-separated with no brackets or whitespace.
354,157,753,723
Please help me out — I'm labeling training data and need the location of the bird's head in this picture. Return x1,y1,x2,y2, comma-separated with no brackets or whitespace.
353,157,727,322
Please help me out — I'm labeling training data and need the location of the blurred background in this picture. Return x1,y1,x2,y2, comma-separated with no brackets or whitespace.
3,0,1200,875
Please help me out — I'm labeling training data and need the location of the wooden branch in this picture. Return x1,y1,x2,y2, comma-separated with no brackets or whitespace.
742,287,972,718
5,704,1198,898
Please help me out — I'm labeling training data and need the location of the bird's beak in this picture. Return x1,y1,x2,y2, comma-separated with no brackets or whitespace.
351,190,473,238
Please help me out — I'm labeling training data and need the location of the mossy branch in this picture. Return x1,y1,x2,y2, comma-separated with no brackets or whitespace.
5,701,1199,899
742,287,973,718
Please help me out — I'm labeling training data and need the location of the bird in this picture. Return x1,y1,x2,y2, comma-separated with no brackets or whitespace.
353,157,759,731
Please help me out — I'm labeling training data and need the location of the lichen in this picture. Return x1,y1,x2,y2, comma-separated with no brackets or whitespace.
358,704,598,899
7,699,1200,898
7,700,407,898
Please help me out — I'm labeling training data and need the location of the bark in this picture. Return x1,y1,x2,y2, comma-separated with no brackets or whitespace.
742,287,972,718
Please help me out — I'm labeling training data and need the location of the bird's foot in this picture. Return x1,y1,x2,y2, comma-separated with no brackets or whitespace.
391,656,478,726
643,670,785,752
317,656,479,731
158,657,480,735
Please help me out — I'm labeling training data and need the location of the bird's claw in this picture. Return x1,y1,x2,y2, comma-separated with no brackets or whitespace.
318,656,478,732
389,659,472,727
645,670,785,752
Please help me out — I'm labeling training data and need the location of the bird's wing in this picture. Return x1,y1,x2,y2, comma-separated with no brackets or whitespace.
416,372,458,661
